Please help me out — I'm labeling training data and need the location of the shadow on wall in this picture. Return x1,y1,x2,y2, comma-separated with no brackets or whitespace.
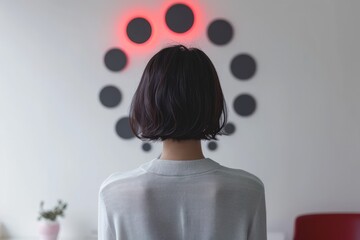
0,223,7,239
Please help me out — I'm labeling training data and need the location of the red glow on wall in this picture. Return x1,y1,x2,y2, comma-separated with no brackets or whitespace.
115,7,159,55
114,1,205,56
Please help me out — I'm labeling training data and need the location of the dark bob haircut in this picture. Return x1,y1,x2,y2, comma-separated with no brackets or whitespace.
129,45,228,141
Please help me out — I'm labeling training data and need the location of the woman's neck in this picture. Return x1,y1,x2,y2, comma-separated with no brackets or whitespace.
160,139,205,161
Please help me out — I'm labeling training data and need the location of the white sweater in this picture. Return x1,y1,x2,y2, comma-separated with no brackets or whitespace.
98,157,267,240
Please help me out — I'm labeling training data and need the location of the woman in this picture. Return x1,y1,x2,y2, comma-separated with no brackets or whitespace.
98,45,266,240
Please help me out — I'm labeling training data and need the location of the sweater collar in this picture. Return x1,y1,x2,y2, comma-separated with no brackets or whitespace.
140,154,221,176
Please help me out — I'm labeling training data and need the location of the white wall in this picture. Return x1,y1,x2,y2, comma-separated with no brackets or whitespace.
1,0,359,239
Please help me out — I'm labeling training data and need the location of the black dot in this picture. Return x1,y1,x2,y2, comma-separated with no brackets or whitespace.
142,143,152,152
208,141,218,151
99,85,122,108
126,17,152,44
224,122,236,135
166,3,194,33
115,117,135,139
231,54,257,80
104,48,127,72
233,94,257,117
207,19,233,45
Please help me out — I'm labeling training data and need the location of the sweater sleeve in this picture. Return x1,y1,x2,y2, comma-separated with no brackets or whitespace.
248,190,267,240
98,191,115,240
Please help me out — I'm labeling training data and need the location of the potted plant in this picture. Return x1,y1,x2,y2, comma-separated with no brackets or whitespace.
37,200,67,240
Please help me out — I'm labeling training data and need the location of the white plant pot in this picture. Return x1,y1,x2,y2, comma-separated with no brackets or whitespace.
38,219,60,240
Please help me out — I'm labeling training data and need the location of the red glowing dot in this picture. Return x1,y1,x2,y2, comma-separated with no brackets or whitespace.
126,17,152,44
165,3,194,33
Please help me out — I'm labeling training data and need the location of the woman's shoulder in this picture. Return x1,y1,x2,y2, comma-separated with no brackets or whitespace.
217,164,265,192
99,167,146,195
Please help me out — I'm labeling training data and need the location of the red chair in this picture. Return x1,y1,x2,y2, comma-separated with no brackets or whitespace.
294,213,360,240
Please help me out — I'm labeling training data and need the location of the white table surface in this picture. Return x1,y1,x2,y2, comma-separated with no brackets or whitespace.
1,232,285,240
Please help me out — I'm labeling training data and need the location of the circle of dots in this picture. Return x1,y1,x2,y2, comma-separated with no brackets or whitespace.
165,3,194,33
104,48,127,72
224,122,236,135
127,17,152,44
99,85,122,108
208,141,218,151
233,94,257,117
231,54,257,80
115,117,135,139
207,19,233,45
142,143,152,152
100,8,260,152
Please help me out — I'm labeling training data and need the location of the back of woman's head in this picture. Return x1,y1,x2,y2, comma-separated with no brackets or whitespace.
129,44,228,141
